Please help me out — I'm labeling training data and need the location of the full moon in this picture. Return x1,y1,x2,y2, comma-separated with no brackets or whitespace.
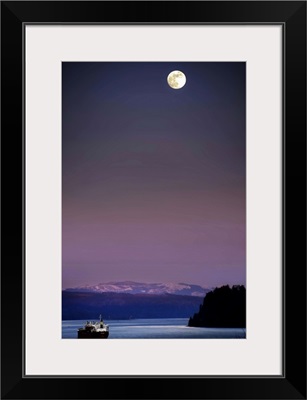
167,70,186,89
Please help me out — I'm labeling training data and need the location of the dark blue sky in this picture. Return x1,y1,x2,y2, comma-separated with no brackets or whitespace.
62,62,246,288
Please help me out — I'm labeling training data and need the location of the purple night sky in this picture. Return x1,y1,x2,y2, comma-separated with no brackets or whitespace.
62,62,246,289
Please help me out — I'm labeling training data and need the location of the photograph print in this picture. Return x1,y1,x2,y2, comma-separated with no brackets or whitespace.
62,62,246,339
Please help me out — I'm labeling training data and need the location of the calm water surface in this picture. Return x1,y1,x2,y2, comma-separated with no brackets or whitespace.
62,318,246,339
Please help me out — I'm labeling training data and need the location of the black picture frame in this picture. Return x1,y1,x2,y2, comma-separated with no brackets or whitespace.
1,1,306,399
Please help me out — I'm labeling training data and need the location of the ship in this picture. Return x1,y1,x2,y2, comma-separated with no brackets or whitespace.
77,315,109,338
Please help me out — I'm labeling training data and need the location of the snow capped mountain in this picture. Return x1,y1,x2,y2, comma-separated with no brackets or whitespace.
64,281,210,297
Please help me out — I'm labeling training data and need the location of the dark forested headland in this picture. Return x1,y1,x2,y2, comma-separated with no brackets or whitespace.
188,285,246,328
62,291,202,320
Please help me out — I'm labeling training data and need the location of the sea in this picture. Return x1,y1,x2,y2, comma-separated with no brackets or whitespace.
62,318,246,339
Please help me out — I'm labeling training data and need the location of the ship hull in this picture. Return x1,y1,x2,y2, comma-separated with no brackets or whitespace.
78,330,109,339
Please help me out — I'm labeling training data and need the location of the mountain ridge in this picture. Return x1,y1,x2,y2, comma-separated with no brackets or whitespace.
64,281,211,297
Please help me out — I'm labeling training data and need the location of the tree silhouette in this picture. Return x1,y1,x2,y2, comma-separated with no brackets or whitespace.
188,285,246,328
